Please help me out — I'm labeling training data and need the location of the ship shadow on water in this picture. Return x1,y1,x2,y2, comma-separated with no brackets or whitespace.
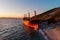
24,24,47,40
29,29,46,40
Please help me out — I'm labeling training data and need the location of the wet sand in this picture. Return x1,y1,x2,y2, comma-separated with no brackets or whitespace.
43,27,60,40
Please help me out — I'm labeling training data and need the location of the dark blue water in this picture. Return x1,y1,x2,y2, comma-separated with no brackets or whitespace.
0,18,29,40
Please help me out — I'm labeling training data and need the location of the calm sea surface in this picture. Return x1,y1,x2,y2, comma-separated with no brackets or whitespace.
0,18,28,40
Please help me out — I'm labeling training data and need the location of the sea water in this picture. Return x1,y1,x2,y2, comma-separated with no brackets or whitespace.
0,18,28,40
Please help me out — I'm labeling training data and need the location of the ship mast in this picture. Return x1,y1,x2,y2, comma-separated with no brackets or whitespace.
28,12,31,20
34,11,36,16
34,11,37,19
24,14,27,18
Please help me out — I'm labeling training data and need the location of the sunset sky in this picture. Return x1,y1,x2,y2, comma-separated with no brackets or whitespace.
0,0,60,18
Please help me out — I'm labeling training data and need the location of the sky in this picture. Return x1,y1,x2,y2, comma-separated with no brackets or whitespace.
0,0,60,18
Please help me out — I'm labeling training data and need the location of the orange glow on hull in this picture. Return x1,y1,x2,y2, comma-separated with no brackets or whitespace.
23,20,38,30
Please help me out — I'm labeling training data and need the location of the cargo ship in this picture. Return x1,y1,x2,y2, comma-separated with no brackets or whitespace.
23,11,38,33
